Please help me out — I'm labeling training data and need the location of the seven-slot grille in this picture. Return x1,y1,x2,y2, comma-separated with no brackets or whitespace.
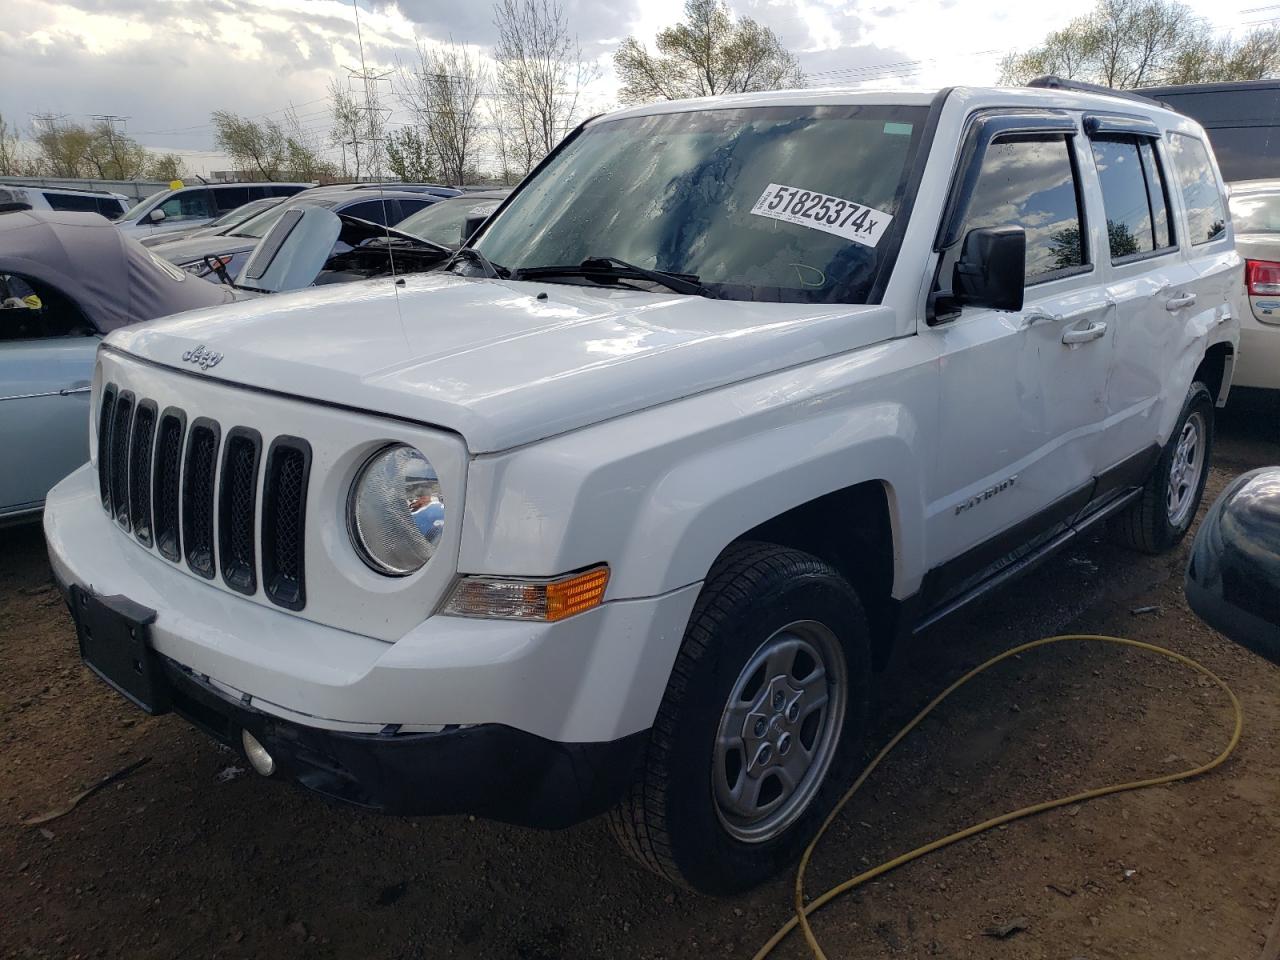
95,382,311,609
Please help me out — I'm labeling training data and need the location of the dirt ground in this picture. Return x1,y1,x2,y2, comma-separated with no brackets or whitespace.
2,404,1278,960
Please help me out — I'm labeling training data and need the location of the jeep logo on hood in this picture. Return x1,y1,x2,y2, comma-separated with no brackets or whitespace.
182,344,223,370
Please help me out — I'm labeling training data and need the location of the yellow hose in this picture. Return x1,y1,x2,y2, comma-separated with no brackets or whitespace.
752,634,1245,960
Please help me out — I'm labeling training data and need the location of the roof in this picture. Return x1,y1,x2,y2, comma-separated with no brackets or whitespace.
1139,79,1280,96
0,210,232,332
1229,178,1280,194
595,83,1191,125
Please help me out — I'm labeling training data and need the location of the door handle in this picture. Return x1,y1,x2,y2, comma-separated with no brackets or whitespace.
1062,320,1107,344
1165,293,1197,311
1020,300,1111,330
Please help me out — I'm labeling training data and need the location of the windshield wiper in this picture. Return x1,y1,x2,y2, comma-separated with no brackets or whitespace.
513,256,707,296
445,245,508,279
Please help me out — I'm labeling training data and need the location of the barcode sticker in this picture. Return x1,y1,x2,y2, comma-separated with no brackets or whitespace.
749,183,892,247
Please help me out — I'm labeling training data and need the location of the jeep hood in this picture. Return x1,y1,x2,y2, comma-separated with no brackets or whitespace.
106,272,897,453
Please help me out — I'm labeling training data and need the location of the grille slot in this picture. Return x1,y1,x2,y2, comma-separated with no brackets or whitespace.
128,402,157,546
153,408,186,562
218,428,262,595
262,437,311,610
182,418,220,579
96,379,310,606
109,391,134,527
97,384,117,509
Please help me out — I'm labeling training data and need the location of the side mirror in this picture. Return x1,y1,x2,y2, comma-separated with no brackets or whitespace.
952,226,1025,312
147,208,166,224
460,213,488,246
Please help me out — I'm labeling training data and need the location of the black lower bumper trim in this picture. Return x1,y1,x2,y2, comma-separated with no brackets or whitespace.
161,659,648,828
53,567,648,828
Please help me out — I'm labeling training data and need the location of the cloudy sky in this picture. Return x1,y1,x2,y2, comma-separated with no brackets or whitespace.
3,0,1271,175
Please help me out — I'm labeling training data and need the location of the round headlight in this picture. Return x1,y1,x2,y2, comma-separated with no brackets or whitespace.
348,444,445,576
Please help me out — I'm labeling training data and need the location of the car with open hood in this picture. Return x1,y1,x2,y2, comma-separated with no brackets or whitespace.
148,183,461,282
45,81,1240,894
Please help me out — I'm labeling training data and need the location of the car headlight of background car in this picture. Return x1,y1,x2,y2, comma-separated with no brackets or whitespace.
347,444,445,576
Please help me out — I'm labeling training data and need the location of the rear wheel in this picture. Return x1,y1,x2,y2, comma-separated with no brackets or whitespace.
1111,381,1214,554
609,542,870,894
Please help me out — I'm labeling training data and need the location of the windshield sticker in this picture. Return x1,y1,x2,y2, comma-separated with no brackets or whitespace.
750,183,892,247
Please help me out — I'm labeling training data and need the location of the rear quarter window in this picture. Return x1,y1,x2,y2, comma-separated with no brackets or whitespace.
1167,133,1227,245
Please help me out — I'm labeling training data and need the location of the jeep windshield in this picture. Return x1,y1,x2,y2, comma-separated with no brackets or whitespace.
474,103,930,304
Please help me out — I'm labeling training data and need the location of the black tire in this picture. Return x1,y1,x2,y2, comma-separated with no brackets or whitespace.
1111,381,1215,554
608,542,871,894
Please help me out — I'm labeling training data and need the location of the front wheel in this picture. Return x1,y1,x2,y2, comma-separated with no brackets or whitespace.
1111,381,1214,554
609,542,870,894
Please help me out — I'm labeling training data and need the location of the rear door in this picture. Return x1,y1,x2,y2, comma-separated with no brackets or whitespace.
1084,119,1190,481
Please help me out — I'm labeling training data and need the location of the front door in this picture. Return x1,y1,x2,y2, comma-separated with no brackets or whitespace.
925,119,1114,586
0,276,99,517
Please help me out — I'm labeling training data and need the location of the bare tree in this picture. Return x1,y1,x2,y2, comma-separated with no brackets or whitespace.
1000,0,1280,87
492,0,598,178
329,75,388,180
398,40,487,185
614,0,803,104
0,115,22,176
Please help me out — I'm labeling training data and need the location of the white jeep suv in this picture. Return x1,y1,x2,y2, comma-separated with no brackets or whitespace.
44,83,1240,893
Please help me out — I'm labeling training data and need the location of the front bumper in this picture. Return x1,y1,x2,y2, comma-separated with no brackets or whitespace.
46,465,701,824
57,588,644,824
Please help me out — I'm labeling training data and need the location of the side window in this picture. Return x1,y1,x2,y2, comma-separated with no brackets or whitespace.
97,198,125,219
1089,136,1176,261
270,184,303,198
1167,133,1227,245
247,185,269,200
213,186,250,212
158,189,212,222
342,199,391,225
0,274,93,341
44,193,101,213
942,134,1087,287
393,198,433,222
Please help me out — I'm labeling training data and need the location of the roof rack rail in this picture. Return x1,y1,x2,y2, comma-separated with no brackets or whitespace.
1026,75,1163,107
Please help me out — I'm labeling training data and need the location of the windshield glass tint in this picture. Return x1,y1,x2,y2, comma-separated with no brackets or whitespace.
123,191,166,221
1230,192,1280,234
399,199,499,247
476,104,929,303
235,197,343,237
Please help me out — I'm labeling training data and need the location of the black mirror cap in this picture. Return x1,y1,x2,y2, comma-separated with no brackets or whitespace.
460,213,488,246
953,225,1026,313
1185,466,1280,665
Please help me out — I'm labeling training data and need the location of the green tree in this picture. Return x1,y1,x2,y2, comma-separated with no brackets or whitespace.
31,119,95,177
212,110,288,180
145,152,187,181
213,110,330,181
1001,0,1280,87
385,127,440,183
614,0,803,104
